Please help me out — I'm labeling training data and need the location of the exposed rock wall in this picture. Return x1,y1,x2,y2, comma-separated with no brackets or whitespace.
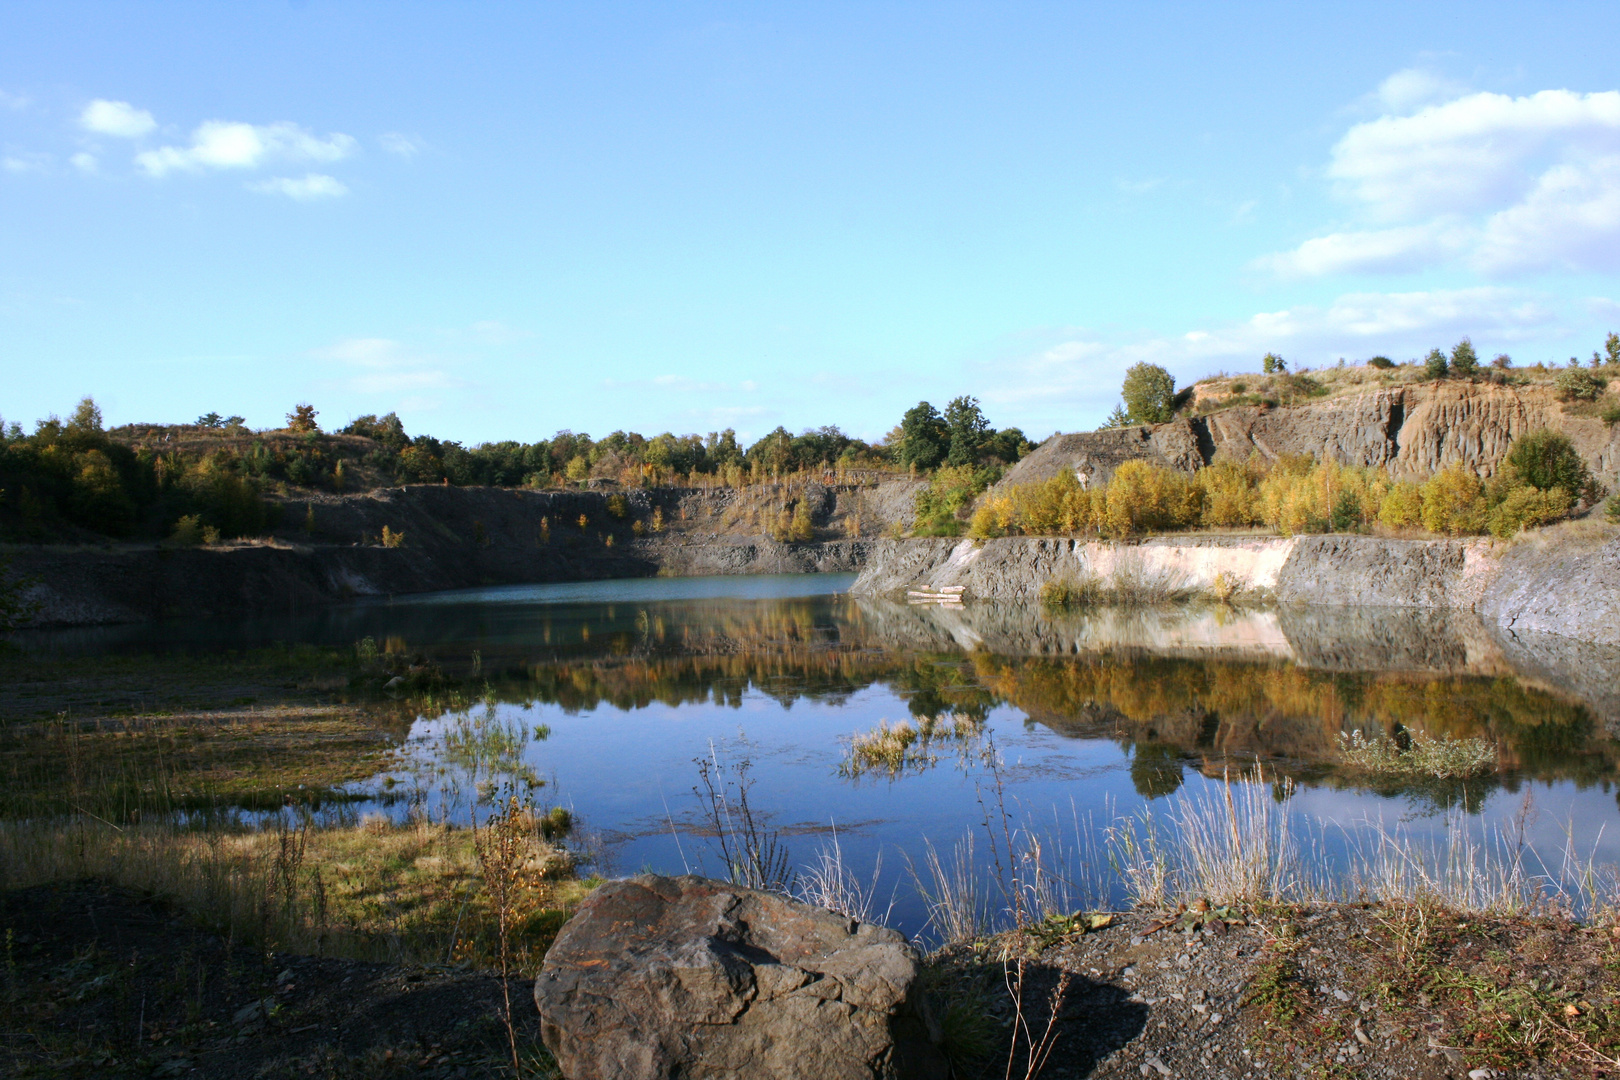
999,381,1620,489
850,529,1620,646
3,478,907,626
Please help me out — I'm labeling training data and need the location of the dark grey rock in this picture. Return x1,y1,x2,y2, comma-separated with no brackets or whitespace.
534,874,948,1080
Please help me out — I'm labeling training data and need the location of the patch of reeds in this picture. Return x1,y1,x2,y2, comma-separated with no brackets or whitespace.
0,806,588,968
1037,564,1198,608
903,766,1620,944
1338,729,1498,780
796,829,892,925
840,712,987,779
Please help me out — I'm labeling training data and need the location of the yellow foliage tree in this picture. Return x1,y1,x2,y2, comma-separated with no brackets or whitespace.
1419,465,1487,535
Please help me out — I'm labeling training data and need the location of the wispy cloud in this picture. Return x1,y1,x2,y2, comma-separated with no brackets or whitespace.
2,152,50,174
0,90,31,111
312,336,463,396
248,173,349,200
980,286,1561,424
79,99,156,138
70,152,97,174
379,132,424,157
136,120,356,177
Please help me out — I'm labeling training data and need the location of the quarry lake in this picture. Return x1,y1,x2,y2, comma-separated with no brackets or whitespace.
18,572,1620,940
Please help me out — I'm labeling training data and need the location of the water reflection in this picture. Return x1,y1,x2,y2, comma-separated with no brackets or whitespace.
17,574,1620,938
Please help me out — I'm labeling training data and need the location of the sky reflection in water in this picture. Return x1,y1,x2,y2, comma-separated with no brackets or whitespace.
326,575,1620,940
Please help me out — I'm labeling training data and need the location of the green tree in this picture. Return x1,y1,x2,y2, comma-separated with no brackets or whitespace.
1101,404,1131,429
1506,429,1596,499
1450,337,1479,377
68,396,103,434
287,403,320,434
943,395,989,466
1261,353,1287,374
196,411,224,428
1606,332,1620,367
897,402,948,470
1120,363,1176,425
983,427,1032,463
1424,348,1449,379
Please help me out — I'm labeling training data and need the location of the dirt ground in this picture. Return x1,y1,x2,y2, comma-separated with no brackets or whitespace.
0,882,551,1079
7,882,1620,1079
937,902,1620,1080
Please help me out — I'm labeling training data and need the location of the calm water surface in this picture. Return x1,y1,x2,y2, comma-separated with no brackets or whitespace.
27,573,1620,938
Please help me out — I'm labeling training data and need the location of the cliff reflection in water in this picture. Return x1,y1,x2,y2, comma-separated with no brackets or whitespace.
367,592,1620,807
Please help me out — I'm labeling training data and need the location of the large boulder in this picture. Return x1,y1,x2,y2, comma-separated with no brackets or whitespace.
533,874,948,1080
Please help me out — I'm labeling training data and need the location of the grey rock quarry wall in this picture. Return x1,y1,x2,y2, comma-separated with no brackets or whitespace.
851,530,1620,646
998,381,1620,490
4,480,905,627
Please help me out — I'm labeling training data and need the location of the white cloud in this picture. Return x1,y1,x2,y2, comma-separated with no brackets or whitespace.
314,337,407,367
1371,68,1469,113
0,90,28,111
379,132,423,157
248,173,349,200
80,99,156,138
1329,88,1620,220
2,152,50,174
313,336,461,396
70,152,97,174
1259,221,1470,277
1263,82,1620,277
136,120,355,177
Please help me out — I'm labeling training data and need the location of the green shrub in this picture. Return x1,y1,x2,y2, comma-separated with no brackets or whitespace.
1423,348,1449,379
1505,429,1597,500
914,465,997,535
1486,481,1571,538
1556,368,1607,402
1367,356,1394,370
170,514,203,546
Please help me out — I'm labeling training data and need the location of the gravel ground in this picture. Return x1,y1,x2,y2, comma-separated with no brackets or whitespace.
7,882,1620,1078
931,902,1620,1079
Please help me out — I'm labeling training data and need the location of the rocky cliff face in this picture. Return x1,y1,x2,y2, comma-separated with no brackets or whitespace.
5,479,918,627
1000,381,1620,489
850,526,1620,646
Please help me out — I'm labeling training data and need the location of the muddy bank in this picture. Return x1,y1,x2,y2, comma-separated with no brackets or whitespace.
851,527,1620,646
4,480,912,627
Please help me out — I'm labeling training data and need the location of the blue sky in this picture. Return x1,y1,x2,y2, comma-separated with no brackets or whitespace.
4,2,1620,445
